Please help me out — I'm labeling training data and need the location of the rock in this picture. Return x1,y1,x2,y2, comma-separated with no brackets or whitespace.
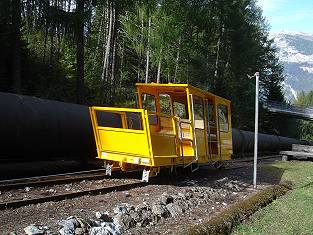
101,222,121,235
58,217,80,235
113,213,136,230
25,187,31,192
166,203,183,217
216,177,228,183
96,211,112,222
76,217,89,229
129,211,141,223
160,193,174,205
89,227,110,235
113,203,132,214
74,228,85,235
24,225,44,235
135,203,150,212
185,192,193,199
151,203,170,218
177,192,186,200
8,232,17,235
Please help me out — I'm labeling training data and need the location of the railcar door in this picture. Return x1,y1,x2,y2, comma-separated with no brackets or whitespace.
190,95,206,163
217,103,232,160
205,100,220,160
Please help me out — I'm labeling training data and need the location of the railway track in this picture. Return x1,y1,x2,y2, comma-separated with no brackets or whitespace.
0,169,146,210
0,155,281,190
224,155,281,169
0,155,281,211
0,180,145,210
0,169,111,190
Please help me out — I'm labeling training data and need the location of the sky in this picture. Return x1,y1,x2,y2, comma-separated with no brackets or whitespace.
257,0,313,34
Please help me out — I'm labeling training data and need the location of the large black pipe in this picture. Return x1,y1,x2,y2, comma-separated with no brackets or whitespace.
0,92,96,162
0,92,307,163
232,128,307,156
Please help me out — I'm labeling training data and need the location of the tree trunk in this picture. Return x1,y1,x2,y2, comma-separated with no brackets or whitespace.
76,0,85,104
214,25,224,79
101,2,113,81
145,16,151,83
157,48,162,83
137,8,144,82
174,37,181,83
11,0,21,94
93,6,105,70
43,24,48,63
105,4,115,80
214,34,221,78
110,35,116,99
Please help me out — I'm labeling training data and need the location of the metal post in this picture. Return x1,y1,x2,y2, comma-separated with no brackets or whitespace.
253,72,259,189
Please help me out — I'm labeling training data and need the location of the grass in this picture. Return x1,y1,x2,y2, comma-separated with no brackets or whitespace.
233,161,313,235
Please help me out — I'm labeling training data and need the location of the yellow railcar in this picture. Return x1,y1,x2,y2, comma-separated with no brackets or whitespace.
89,83,233,181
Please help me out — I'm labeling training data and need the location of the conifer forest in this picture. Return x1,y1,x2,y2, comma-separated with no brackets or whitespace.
0,0,298,136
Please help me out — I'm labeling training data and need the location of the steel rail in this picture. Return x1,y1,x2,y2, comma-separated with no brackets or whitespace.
0,181,146,210
0,169,109,190
224,155,281,171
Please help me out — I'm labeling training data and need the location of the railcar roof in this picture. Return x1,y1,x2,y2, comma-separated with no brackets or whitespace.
135,83,230,103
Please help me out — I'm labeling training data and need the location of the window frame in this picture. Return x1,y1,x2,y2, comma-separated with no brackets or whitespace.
218,104,229,133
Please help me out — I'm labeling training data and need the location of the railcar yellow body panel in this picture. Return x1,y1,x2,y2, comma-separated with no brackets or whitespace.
89,83,233,175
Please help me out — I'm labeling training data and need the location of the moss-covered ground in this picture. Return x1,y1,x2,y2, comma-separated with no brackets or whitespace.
233,161,313,235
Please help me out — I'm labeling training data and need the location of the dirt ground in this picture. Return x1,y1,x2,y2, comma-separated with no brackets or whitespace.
0,159,283,234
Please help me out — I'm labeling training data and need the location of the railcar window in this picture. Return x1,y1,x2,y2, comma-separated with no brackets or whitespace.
173,102,187,119
207,103,216,126
141,94,156,112
126,112,143,130
141,93,157,125
159,93,171,115
193,96,204,129
218,105,229,132
96,111,123,128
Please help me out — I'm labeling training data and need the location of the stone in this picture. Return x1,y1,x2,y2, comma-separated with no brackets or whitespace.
76,217,89,229
177,192,186,200
74,228,85,235
24,225,44,235
96,211,112,222
89,227,110,235
58,217,80,235
160,193,174,205
101,222,121,235
59,227,74,235
129,211,141,223
166,203,183,217
25,187,31,192
8,232,17,235
151,203,170,218
113,203,132,214
216,177,228,183
113,213,136,230
135,203,150,212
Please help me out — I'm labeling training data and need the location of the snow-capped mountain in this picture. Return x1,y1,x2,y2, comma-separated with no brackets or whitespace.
272,32,313,101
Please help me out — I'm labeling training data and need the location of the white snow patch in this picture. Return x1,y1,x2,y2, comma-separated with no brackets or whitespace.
273,33,313,64
282,81,297,100
300,66,313,74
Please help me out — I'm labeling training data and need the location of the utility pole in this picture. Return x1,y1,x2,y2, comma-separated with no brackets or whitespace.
253,72,259,189
247,72,259,189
